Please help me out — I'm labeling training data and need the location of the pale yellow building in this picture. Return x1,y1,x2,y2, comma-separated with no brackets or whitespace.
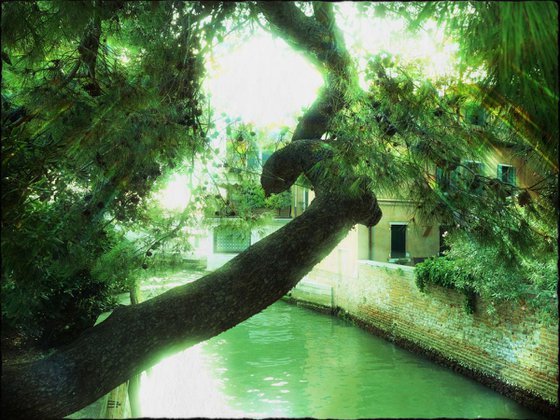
291,138,540,273
208,105,543,273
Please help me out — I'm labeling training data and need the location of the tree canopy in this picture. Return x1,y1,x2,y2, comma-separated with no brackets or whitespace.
1,1,557,417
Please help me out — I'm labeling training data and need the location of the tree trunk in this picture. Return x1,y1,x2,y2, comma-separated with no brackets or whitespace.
2,171,380,418
2,5,376,418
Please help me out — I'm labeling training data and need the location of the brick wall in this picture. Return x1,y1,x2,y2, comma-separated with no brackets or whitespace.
290,260,558,413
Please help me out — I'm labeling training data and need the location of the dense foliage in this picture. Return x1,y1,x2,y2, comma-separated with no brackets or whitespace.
1,0,235,345
205,122,293,220
1,1,557,349
415,256,476,314
416,226,557,321
325,3,558,318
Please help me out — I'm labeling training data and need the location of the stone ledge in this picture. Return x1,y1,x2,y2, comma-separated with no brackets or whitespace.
358,259,415,273
335,306,558,418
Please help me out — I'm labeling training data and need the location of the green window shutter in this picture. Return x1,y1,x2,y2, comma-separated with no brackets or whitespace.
497,164,516,185
390,224,407,258
436,167,451,191
475,161,483,174
214,227,251,253
463,160,483,191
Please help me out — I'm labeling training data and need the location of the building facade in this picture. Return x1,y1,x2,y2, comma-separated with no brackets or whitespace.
291,136,539,272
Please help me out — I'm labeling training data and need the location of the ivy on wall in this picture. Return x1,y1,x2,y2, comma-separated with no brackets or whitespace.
415,256,477,314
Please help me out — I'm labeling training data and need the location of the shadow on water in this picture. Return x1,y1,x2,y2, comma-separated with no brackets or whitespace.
139,300,542,419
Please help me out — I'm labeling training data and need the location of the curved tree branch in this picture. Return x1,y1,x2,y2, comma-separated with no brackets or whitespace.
257,1,354,141
1,5,383,418
261,139,334,196
2,140,381,418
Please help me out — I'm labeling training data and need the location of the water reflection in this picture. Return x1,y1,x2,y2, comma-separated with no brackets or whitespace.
139,300,540,418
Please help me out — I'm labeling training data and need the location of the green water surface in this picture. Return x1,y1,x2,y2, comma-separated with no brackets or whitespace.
139,300,540,418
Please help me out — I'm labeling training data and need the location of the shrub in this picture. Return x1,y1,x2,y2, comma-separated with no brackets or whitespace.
415,256,477,314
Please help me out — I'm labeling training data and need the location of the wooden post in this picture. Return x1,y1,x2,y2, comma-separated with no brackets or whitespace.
128,280,142,417
104,383,129,418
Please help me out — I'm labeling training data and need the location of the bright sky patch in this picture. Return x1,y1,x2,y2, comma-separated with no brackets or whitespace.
155,174,191,212
204,32,324,128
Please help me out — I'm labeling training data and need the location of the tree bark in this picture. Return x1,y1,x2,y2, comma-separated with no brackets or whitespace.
2,140,381,418
2,4,381,418
257,2,354,141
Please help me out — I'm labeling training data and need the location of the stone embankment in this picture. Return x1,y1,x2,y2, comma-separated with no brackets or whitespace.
285,260,559,418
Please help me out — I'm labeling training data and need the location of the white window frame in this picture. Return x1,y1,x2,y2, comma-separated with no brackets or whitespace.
463,160,484,174
497,163,516,185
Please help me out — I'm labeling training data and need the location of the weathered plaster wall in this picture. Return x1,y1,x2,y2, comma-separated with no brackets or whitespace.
301,200,441,268
289,260,558,415
371,200,441,263
482,143,542,190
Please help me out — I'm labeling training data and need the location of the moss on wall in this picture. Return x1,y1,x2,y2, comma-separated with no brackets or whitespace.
289,261,559,417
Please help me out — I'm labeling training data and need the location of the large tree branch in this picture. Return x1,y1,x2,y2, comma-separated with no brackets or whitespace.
65,0,125,94
2,6,381,418
261,139,334,196
2,141,381,418
257,2,354,141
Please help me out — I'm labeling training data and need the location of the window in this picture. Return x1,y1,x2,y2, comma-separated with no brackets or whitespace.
463,160,483,175
462,160,483,191
214,227,251,253
497,164,516,185
390,224,407,258
465,104,486,126
436,167,451,191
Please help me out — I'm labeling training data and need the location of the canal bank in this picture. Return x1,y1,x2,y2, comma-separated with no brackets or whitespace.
86,300,540,418
285,260,558,418
136,300,543,418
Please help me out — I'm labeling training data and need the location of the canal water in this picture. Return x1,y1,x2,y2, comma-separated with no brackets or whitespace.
138,300,540,418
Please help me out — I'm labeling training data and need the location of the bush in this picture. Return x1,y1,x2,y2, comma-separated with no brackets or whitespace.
1,198,133,347
415,256,477,314
415,229,558,321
